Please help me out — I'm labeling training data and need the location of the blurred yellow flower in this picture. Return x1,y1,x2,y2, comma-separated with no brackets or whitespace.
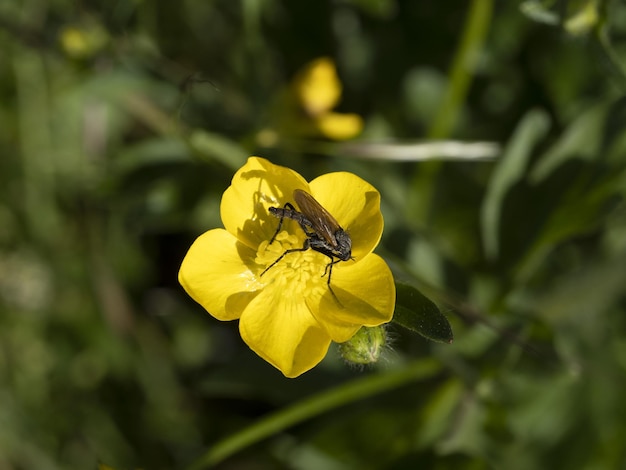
179,157,395,377
59,24,109,59
60,27,90,58
315,112,365,141
293,58,363,140
295,58,343,116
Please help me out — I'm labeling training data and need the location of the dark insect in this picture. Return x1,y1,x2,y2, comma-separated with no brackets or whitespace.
260,189,353,301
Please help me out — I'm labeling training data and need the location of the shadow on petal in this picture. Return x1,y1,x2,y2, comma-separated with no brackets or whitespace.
221,157,310,249
309,286,392,343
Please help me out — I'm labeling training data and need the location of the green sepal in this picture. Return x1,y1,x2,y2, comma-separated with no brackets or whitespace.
338,326,387,365
392,281,453,344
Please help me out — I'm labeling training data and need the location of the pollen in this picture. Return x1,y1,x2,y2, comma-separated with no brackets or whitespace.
256,230,329,298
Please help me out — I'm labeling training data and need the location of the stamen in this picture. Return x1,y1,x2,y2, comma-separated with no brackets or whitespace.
256,230,330,298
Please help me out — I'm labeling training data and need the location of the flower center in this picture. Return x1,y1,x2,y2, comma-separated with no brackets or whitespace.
256,230,330,299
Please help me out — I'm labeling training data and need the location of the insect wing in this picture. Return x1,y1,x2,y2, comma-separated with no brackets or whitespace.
293,189,342,246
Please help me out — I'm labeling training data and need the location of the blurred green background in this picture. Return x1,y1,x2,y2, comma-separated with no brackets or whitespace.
2,0,626,469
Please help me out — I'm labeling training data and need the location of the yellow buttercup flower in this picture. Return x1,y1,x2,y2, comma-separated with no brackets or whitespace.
293,58,363,140
179,157,395,377
295,57,343,116
315,112,365,141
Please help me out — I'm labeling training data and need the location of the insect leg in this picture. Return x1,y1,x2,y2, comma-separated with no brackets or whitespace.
322,257,342,280
321,256,343,306
260,239,310,277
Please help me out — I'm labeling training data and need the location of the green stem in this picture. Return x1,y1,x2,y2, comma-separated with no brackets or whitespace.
185,359,441,470
427,0,494,139
410,0,493,225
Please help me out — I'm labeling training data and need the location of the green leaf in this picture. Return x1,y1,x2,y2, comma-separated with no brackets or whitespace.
481,109,551,260
530,102,609,183
187,129,248,170
114,137,191,175
392,282,453,343
514,162,623,282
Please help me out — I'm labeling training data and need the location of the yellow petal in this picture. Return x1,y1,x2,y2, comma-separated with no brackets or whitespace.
221,157,309,249
308,172,384,261
239,288,332,377
315,112,363,140
313,253,395,342
178,229,262,320
294,57,341,116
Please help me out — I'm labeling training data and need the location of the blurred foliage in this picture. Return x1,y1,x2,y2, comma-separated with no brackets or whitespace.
1,0,626,469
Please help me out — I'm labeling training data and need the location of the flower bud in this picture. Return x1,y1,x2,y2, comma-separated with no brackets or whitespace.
339,326,387,365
